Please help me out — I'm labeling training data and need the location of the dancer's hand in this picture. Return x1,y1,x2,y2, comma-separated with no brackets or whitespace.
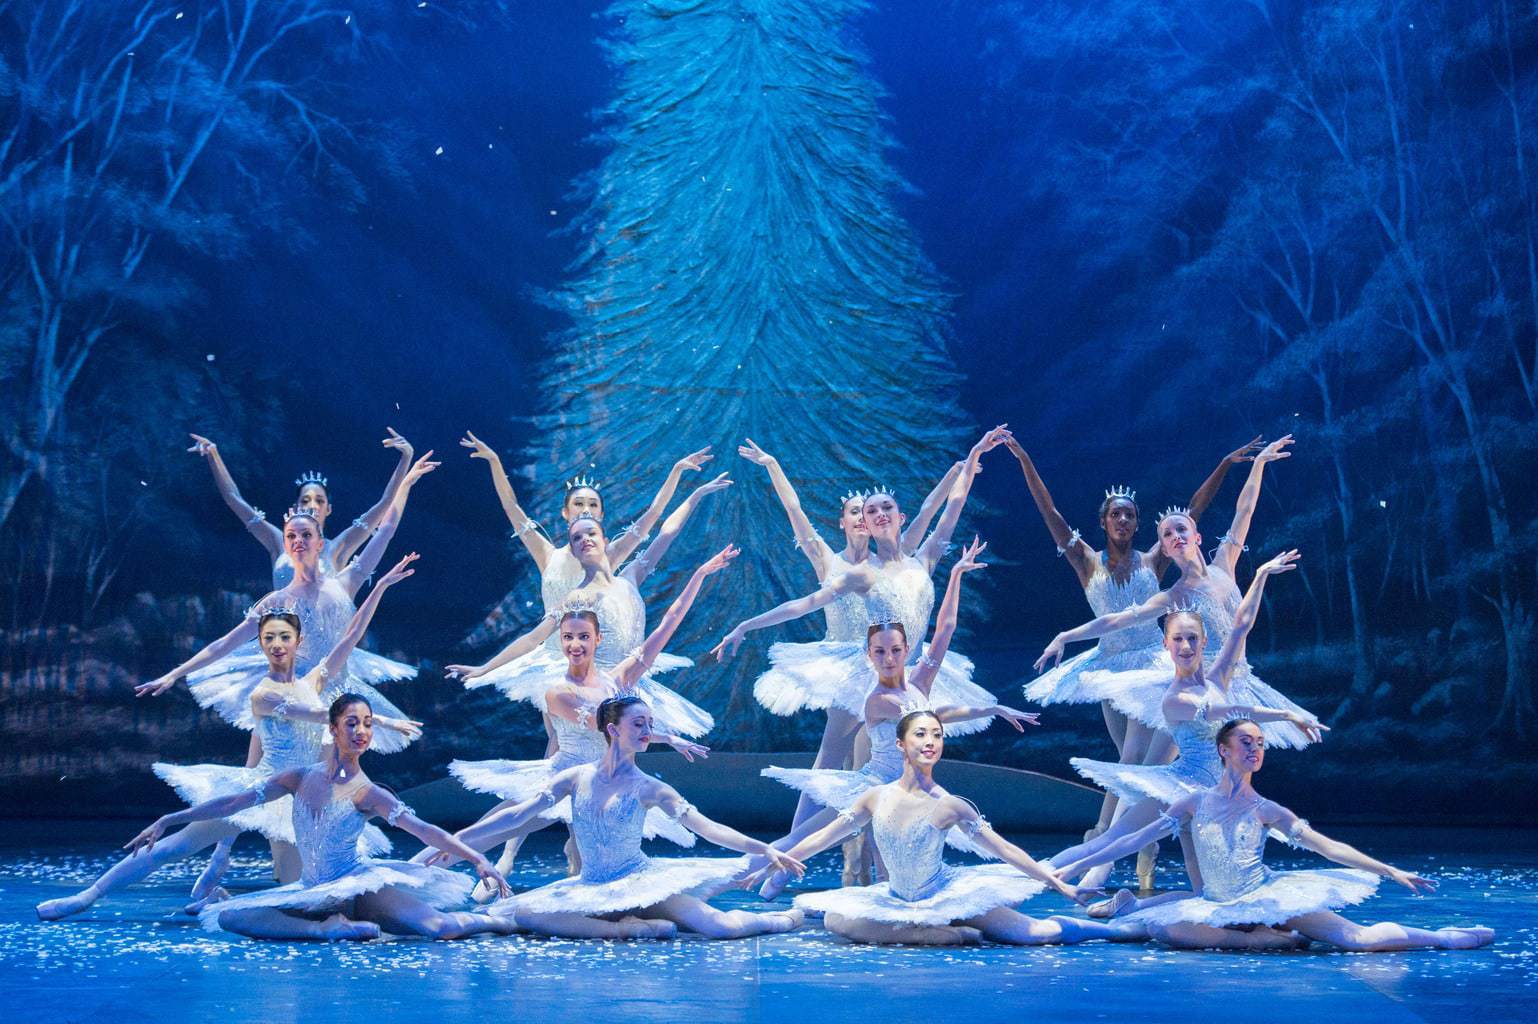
134,674,178,698
737,438,776,467
472,856,512,899
1288,711,1329,744
1254,434,1294,464
403,451,440,487
692,472,733,499
1387,867,1438,896
186,433,217,457
696,544,740,578
125,817,171,855
763,847,806,880
674,445,714,475
445,664,486,682
992,705,1040,731
952,536,987,575
377,716,424,740
1255,549,1300,578
1055,880,1101,906
710,627,746,663
378,552,419,588
459,430,501,465
381,426,413,460
667,738,710,762
1226,435,1264,463
969,423,1012,460
1033,635,1067,672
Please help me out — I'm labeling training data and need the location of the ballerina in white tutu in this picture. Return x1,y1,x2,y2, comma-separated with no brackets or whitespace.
749,538,1038,898
1011,435,1260,844
187,428,416,590
736,438,958,828
428,695,806,941
438,546,734,892
757,709,1144,946
713,425,1014,720
1048,549,1326,890
35,559,425,921
126,693,515,942
1035,435,1316,749
1053,719,1494,952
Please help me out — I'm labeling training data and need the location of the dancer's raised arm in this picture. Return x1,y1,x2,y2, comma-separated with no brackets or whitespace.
1003,436,1094,584
461,430,554,568
1143,435,1263,569
711,568,870,662
903,461,964,556
188,434,283,557
1211,435,1293,577
336,451,438,598
326,428,415,568
446,615,558,682
738,440,828,576
915,425,1011,571
609,445,715,566
615,546,739,688
1210,549,1296,687
908,538,984,690
623,472,733,586
136,613,260,697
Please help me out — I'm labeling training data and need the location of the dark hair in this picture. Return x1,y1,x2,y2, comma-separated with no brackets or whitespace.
563,487,604,513
567,513,606,539
328,692,373,725
1098,493,1140,523
896,709,942,740
1215,718,1257,748
559,610,601,633
294,481,330,502
596,694,647,742
1161,609,1206,637
257,611,302,637
866,621,908,645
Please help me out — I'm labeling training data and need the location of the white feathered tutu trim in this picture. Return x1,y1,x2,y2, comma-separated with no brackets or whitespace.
1122,868,1381,930
756,641,994,735
448,758,696,848
1069,756,1220,808
465,651,710,739
200,860,472,932
152,762,391,854
495,855,747,917
795,865,1046,926
188,644,416,732
760,766,986,856
1022,645,1165,707
1077,662,1321,750
632,674,713,739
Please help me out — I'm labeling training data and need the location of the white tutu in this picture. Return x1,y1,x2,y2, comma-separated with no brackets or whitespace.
1069,755,1219,808
1077,664,1321,750
1023,645,1165,707
495,855,747,917
758,641,994,735
200,859,472,932
796,864,1045,926
631,674,714,739
152,762,391,854
189,646,416,730
760,765,987,857
467,650,710,739
448,757,696,849
1121,868,1381,929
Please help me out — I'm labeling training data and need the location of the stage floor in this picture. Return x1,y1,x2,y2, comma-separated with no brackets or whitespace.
5,820,1533,1024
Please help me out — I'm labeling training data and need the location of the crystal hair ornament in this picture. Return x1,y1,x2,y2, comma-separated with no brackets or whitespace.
839,487,870,506
295,470,329,489
282,506,320,524
560,593,603,616
867,485,897,500
1104,485,1136,501
1157,504,1192,524
565,474,602,492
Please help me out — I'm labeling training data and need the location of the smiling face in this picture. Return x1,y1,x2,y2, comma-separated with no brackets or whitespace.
1218,720,1266,775
1101,497,1138,545
562,487,603,524
567,517,607,567
283,514,322,568
295,483,331,530
258,615,301,675
1163,610,1207,674
896,711,945,768
866,623,909,681
329,700,374,756
838,496,869,542
559,612,600,671
1158,513,1201,562
861,492,905,544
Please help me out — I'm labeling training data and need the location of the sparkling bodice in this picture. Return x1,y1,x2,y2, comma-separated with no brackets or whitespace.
1189,790,1271,902
1086,553,1163,655
822,548,868,643
257,576,357,676
292,773,369,885
871,787,950,901
253,686,324,774
271,541,340,592
865,689,933,780
592,579,648,668
1173,574,1244,661
569,769,649,884
551,693,611,765
539,550,587,651
865,556,936,661
1167,707,1224,787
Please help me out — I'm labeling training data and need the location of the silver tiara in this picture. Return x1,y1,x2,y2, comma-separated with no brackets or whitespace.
867,485,896,500
295,470,328,488
560,593,601,615
839,487,870,506
1164,597,1202,616
282,507,319,524
258,603,300,619
565,474,601,492
1104,485,1136,501
1158,505,1192,523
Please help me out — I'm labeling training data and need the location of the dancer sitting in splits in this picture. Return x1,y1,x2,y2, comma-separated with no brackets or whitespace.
1052,720,1494,952
736,437,959,832
187,427,416,588
1013,435,1261,854
36,558,425,921
1035,435,1315,749
1048,549,1326,891
713,425,1015,720
750,539,1037,899
758,709,1145,946
436,546,733,895
136,694,514,942
427,695,806,941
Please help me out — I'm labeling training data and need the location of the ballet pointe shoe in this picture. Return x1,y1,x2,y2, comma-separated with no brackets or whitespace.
471,878,501,905
758,869,791,902
1438,926,1494,949
769,909,805,933
182,887,231,916
1087,888,1137,920
321,913,381,942
36,886,101,922
1135,842,1158,892
1083,825,1106,844
616,916,676,940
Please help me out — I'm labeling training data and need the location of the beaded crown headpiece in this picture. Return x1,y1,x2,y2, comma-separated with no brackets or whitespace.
839,488,870,507
565,475,601,492
1157,504,1193,525
1104,485,1137,502
295,470,328,489
282,506,320,524
866,485,897,501
559,593,602,616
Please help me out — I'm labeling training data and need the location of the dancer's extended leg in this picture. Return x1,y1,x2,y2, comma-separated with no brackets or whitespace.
1288,911,1493,951
37,818,241,920
823,911,981,946
652,894,802,938
354,887,519,940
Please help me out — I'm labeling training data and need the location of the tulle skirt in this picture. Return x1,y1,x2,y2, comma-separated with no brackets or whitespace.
760,764,987,856
199,860,472,932
152,762,391,854
1068,755,1219,808
494,854,748,917
1022,644,1166,708
796,865,1046,927
1121,868,1381,930
449,755,696,849
1076,663,1321,750
756,641,994,734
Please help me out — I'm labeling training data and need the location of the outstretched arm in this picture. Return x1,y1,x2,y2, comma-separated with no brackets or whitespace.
615,546,739,687
187,434,283,557
1004,437,1093,584
1032,590,1172,671
460,430,554,569
1162,690,1325,742
738,440,827,577
908,537,985,691
623,473,733,586
358,787,509,898
428,771,583,862
1210,549,1297,687
955,802,1090,904
1213,435,1293,576
652,785,803,875
710,568,867,661
319,553,419,680
337,452,439,598
902,461,963,556
776,792,880,865
1053,796,1196,878
329,428,415,567
916,425,1012,571
1270,803,1435,895
125,770,301,853
609,446,715,567
135,613,260,697
446,615,559,682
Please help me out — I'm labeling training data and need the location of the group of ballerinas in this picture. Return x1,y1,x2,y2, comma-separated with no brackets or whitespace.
33,426,1492,953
